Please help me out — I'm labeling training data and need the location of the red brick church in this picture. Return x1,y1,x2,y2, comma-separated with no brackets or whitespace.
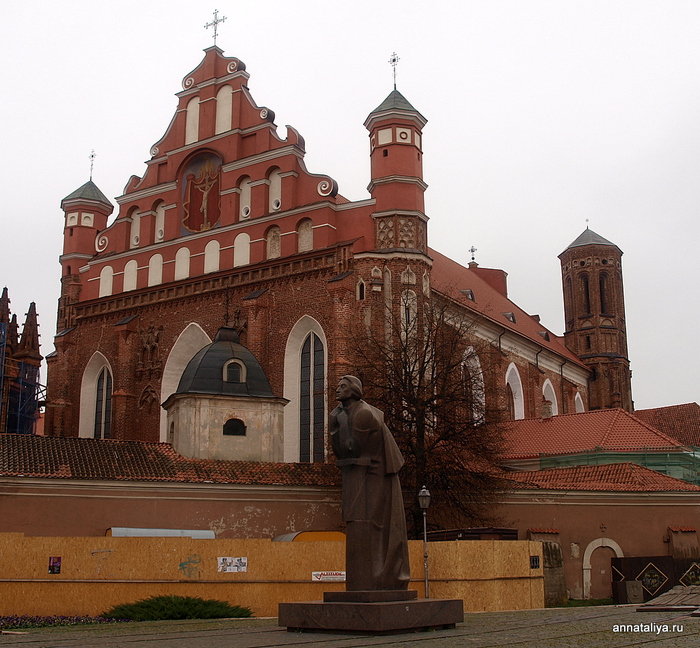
44,45,632,459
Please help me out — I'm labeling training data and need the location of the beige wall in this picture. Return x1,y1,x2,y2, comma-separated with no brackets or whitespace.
0,534,543,617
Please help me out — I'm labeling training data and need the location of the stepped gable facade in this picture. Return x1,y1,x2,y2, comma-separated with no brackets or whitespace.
46,46,600,460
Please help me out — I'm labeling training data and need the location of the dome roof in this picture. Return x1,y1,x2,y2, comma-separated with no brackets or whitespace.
175,327,274,398
61,180,111,208
565,227,619,251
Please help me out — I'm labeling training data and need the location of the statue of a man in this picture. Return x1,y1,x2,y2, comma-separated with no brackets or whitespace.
330,375,410,591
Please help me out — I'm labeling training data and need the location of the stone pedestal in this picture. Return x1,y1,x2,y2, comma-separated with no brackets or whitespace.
278,590,463,634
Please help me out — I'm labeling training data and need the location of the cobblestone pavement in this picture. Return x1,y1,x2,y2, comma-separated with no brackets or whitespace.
1,606,699,648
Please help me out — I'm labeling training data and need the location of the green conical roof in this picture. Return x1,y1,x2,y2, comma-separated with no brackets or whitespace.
61,180,111,207
370,89,419,114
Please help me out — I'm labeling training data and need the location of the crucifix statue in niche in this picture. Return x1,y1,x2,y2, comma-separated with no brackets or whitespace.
183,160,221,232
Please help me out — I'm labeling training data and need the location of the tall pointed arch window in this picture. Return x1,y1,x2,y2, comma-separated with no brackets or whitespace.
94,367,113,439
299,332,325,463
581,274,591,315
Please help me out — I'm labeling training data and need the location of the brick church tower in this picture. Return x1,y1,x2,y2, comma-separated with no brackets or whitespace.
559,228,633,411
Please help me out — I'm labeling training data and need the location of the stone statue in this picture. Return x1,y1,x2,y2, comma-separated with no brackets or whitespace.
330,375,410,591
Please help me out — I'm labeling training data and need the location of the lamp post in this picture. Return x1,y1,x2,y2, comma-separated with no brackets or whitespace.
418,485,431,598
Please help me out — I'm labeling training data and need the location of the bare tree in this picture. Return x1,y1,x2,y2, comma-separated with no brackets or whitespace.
350,291,510,537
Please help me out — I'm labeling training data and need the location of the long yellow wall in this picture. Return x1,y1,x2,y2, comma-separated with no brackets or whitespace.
0,534,543,617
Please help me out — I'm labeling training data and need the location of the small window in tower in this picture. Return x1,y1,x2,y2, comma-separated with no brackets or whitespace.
586,335,591,350
382,149,389,157
223,418,246,436
223,359,246,383
69,228,74,237
356,279,366,301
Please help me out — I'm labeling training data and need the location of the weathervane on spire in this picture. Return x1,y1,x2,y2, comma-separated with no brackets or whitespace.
469,245,478,262
205,9,227,46
388,52,400,90
89,150,96,180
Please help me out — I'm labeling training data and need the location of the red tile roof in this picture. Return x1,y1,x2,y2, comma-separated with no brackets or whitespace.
0,434,340,486
635,403,700,447
427,249,586,368
507,463,700,492
503,408,685,459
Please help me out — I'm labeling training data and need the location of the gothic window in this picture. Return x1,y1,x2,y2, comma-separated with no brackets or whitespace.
599,273,609,314
574,392,585,413
215,85,233,134
268,168,282,212
239,176,252,219
581,274,591,314
266,226,281,259
147,254,163,286
93,366,113,439
223,359,246,383
98,266,113,297
542,379,559,415
123,260,138,291
204,239,220,274
356,279,366,301
401,290,418,341
174,247,190,280
233,232,250,267
299,332,325,463
463,347,485,424
297,219,313,253
505,363,525,420
185,96,200,144
223,418,246,436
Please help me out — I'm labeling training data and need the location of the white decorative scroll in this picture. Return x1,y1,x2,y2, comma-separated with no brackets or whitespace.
260,109,268,119
317,179,335,196
182,76,195,90
227,61,238,73
95,235,109,252
150,146,159,157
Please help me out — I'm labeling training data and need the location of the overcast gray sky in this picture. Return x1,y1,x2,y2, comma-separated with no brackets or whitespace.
2,1,698,410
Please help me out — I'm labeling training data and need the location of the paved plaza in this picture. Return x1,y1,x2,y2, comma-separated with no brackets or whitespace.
1,606,699,648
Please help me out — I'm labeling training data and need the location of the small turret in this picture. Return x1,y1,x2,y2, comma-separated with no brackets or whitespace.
16,302,41,364
364,89,428,253
559,227,632,411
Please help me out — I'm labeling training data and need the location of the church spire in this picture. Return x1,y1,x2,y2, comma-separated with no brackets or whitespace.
0,287,9,327
16,302,41,362
7,314,18,354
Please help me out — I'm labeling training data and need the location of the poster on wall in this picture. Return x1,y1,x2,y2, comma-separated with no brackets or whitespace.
48,557,62,574
217,557,248,573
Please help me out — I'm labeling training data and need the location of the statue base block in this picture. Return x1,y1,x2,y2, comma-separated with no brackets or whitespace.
278,597,464,634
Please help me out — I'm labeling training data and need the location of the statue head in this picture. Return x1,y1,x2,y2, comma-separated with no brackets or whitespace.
336,375,363,403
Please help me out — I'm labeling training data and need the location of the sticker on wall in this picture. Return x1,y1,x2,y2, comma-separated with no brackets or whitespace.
48,556,62,574
312,571,346,582
218,557,248,573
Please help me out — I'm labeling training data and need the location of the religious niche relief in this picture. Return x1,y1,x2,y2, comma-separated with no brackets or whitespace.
136,325,164,378
138,385,159,412
180,153,223,233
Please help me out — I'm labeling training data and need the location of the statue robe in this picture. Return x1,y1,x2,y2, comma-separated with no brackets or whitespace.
330,399,410,591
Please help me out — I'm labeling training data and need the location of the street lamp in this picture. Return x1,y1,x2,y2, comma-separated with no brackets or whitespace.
418,485,431,598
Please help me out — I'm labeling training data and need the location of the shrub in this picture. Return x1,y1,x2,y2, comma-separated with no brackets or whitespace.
103,595,253,621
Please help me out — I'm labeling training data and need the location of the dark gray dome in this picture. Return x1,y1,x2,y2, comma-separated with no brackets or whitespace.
176,328,274,397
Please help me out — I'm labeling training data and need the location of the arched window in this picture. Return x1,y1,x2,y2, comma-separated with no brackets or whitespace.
297,219,313,252
356,279,366,301
123,260,138,291
98,266,114,297
154,201,166,242
268,169,282,211
204,240,220,274
94,366,113,439
599,273,609,314
215,85,233,135
505,363,525,420
542,379,559,415
147,254,163,286
574,392,585,413
239,176,252,219
299,332,325,463
283,316,328,463
581,274,591,314
223,359,246,383
174,247,190,280
266,226,281,259
185,96,200,145
463,346,485,424
223,418,246,436
233,232,250,267
401,289,418,341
